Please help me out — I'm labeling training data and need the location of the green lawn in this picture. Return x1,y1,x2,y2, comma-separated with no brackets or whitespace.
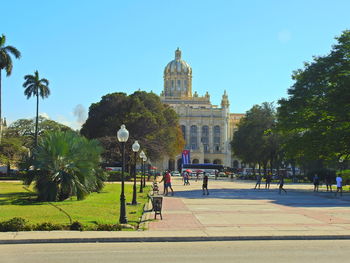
0,182,149,228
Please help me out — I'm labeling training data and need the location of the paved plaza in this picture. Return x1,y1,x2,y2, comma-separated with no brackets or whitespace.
148,177,350,237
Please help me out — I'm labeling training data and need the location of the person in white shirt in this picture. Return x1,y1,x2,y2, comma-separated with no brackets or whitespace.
335,174,343,197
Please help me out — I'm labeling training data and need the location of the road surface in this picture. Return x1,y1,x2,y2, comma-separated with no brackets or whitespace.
1,240,350,263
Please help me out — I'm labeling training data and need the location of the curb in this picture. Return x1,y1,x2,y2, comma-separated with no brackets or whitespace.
2,235,350,244
138,197,153,230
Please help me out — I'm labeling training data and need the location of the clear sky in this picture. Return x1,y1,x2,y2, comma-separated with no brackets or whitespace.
1,0,349,129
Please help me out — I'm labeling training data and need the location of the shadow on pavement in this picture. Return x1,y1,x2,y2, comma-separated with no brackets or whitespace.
169,187,350,208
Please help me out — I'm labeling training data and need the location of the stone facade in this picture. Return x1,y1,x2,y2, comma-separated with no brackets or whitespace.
157,48,244,171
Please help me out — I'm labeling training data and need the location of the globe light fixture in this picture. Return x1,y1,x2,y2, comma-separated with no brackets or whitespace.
117,124,129,142
117,124,129,224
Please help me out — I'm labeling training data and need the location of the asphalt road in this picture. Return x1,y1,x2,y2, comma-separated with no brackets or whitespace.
1,240,350,263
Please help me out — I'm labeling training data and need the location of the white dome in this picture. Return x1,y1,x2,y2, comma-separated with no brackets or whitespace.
164,48,192,75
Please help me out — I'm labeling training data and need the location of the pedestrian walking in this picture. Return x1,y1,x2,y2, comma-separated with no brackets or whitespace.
215,170,218,180
163,170,174,196
278,175,287,194
325,172,333,192
159,171,167,195
184,172,190,185
335,174,343,197
313,173,320,192
196,170,199,182
254,174,262,189
202,172,209,195
265,173,272,189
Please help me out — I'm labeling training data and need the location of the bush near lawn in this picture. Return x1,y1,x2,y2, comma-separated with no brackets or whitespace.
0,182,149,230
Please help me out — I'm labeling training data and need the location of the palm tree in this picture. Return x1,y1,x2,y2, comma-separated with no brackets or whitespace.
23,70,50,147
23,130,106,201
0,34,21,144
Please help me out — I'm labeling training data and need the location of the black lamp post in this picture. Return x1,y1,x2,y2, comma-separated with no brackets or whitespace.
143,156,147,188
117,124,129,224
131,140,140,205
139,150,145,193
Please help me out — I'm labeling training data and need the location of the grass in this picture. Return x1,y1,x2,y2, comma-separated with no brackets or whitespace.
0,182,150,228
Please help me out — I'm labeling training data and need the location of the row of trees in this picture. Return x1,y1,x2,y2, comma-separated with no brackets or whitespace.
231,30,350,176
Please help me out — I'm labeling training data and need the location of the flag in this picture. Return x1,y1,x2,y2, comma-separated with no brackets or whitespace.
182,150,191,165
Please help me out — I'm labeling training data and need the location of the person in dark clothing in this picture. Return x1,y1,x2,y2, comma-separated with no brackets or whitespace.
279,175,287,194
265,173,272,189
313,174,320,192
202,172,209,195
325,173,333,192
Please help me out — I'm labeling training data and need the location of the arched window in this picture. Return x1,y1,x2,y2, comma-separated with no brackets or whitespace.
190,125,198,150
233,160,239,168
213,125,221,152
201,126,209,152
181,125,186,140
192,159,199,164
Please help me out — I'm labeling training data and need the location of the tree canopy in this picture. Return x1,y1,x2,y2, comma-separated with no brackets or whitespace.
6,116,73,148
231,102,281,172
80,91,184,162
277,30,350,163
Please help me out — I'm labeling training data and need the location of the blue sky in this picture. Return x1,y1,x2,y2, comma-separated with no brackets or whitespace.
1,0,349,129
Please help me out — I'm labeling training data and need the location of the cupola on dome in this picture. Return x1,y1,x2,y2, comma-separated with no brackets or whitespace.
164,48,192,75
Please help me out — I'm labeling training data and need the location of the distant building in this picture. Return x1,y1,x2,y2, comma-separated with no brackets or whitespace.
156,48,244,171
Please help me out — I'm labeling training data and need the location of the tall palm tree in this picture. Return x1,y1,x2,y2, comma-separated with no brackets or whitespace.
23,70,50,146
0,34,21,144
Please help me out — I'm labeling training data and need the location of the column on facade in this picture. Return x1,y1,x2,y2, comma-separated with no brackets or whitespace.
197,123,201,151
208,124,213,153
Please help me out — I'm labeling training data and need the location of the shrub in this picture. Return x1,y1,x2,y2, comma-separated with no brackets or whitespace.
96,223,122,231
33,222,64,231
0,217,30,232
70,221,84,231
107,171,131,181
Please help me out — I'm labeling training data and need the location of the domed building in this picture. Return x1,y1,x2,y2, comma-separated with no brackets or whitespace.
158,48,244,171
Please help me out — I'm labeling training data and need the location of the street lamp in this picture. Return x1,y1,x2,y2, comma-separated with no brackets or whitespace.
139,150,145,193
117,124,129,224
143,156,147,188
131,140,140,205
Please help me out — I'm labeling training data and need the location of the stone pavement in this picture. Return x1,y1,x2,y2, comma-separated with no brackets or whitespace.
1,177,350,244
147,177,350,237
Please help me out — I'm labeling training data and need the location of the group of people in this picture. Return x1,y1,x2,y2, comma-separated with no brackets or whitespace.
254,172,344,196
254,174,273,190
254,174,286,194
313,173,344,196
159,170,210,196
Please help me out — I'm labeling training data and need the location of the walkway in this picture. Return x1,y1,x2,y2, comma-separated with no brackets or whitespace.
148,177,350,237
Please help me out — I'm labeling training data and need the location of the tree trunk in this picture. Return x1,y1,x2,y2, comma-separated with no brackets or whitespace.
35,93,39,147
0,69,2,145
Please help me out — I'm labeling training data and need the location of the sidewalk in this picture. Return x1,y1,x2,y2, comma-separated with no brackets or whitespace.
1,178,350,244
